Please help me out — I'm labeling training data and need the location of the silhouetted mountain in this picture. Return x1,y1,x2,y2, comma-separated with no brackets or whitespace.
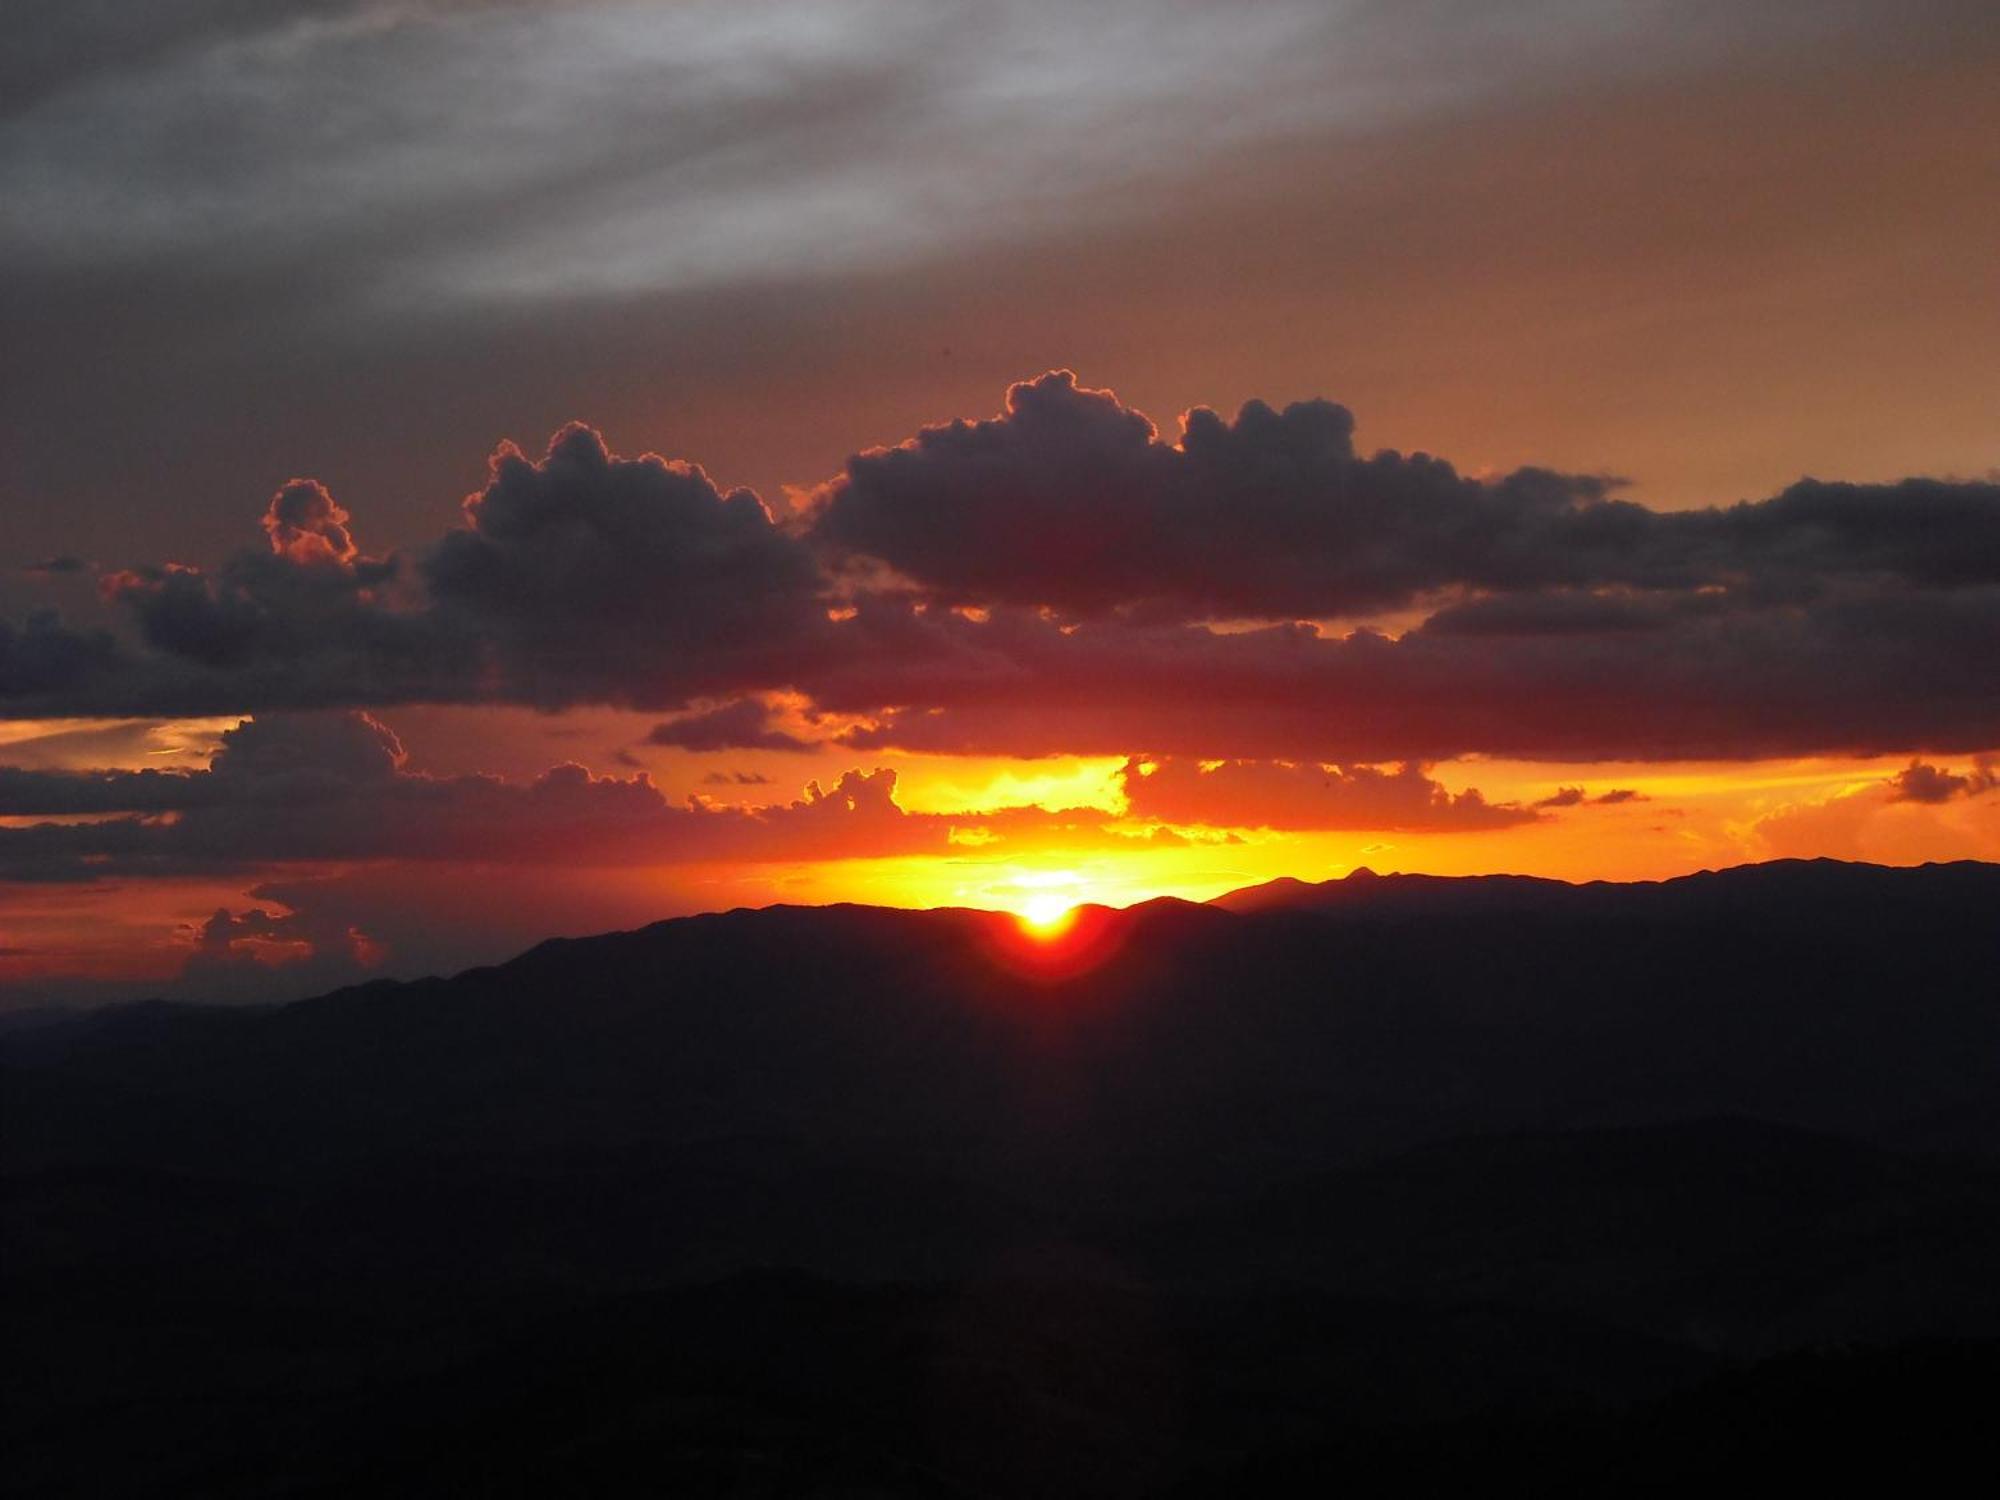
5,860,1999,1495
1214,854,2000,924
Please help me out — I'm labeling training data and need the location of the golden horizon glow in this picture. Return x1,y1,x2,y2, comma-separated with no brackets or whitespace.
5,728,1997,999
1017,891,1080,935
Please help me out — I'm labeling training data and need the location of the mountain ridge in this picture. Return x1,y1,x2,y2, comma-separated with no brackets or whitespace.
8,857,2000,1495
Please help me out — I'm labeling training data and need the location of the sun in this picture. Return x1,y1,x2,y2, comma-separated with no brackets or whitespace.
1017,890,1078,935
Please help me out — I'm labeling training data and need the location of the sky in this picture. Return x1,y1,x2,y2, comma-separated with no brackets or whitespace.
2,0,1997,1006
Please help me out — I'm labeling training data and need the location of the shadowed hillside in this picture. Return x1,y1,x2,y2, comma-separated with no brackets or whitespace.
6,860,1999,1495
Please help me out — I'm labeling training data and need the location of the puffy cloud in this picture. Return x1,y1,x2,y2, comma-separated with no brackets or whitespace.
646,699,815,753
188,904,312,963
4,384,1999,765
261,479,356,565
813,372,2000,622
106,470,399,669
1117,757,1537,832
421,423,828,707
811,371,1625,620
177,898,383,1003
1887,758,1998,805
90,475,447,712
12,423,828,718
208,707,402,783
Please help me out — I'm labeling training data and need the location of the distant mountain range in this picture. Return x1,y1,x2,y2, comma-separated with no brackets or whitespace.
7,859,1999,1495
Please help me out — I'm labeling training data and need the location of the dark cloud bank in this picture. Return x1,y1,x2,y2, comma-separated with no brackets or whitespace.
5,373,1998,765
0,711,1266,884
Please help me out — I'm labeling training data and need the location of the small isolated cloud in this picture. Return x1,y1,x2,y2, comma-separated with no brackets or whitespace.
178,900,383,1004
1887,758,1999,805
1535,785,1647,808
647,699,815,753
261,479,357,565
1750,766,2000,868
703,770,775,786
189,905,307,959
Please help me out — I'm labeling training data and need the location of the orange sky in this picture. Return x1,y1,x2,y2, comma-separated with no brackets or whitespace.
5,706,1995,1005
2,6,1997,1007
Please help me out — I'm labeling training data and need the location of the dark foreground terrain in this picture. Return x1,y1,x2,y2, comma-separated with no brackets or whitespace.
6,859,2000,1495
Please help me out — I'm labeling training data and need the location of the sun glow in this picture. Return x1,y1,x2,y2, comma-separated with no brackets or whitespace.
1017,890,1078,934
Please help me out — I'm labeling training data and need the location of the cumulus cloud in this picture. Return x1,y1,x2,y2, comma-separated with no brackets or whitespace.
1117,757,1537,832
1887,758,1998,805
812,370,1629,620
421,422,828,706
4,383,1999,764
91,474,445,712
812,372,2000,622
261,478,357,565
177,896,384,1002
13,423,829,718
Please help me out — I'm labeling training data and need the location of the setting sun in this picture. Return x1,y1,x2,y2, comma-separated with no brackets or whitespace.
1017,891,1078,934
10,4,2000,1487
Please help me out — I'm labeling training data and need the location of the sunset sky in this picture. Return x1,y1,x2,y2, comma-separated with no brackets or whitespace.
3,0,1997,1006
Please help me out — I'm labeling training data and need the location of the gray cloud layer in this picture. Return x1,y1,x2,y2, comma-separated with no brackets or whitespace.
11,2,1868,297
5,0,1995,589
